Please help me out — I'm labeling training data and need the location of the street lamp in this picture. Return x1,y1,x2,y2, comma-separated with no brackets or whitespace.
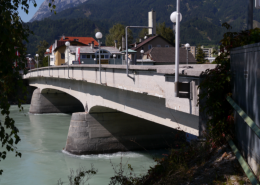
140,49,144,65
94,58,96,63
65,41,70,78
185,43,190,65
113,54,116,65
95,31,102,84
46,48,50,76
29,58,32,70
170,2,182,97
36,54,39,76
144,36,147,39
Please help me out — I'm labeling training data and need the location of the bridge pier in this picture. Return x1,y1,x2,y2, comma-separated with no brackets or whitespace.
65,112,186,155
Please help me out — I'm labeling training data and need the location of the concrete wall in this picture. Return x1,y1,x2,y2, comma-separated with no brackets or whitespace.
230,42,260,177
29,88,84,113
65,111,186,154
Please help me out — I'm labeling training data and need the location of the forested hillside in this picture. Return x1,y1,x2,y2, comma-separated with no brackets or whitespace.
25,0,260,55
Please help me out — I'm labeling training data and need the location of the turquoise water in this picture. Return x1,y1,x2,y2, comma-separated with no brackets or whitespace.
0,105,163,185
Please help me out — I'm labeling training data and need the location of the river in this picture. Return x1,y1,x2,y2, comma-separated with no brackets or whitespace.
0,105,166,185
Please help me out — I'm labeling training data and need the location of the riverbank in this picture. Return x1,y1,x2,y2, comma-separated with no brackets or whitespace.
112,141,252,185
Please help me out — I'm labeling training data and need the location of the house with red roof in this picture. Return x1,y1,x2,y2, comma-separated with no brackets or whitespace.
44,35,98,66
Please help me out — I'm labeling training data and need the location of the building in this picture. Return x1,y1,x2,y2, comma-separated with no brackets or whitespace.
66,45,122,65
131,35,174,59
44,36,99,66
137,47,197,65
182,45,214,58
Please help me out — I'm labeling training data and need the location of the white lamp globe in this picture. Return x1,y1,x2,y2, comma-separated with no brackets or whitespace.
170,11,182,23
140,50,144,54
113,54,116,58
46,49,50,53
144,36,147,39
94,58,96,61
29,58,32,61
95,32,103,39
36,54,39,57
185,43,190,48
65,41,70,47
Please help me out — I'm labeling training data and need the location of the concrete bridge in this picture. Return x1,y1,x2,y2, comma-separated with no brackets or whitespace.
24,64,215,154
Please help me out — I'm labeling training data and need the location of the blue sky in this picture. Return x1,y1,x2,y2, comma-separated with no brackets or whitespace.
18,0,45,22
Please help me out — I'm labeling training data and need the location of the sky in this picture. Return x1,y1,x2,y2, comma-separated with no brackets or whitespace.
18,0,45,22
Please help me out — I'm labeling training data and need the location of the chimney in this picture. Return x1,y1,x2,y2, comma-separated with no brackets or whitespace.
114,40,118,48
90,41,94,49
122,36,126,51
148,9,156,35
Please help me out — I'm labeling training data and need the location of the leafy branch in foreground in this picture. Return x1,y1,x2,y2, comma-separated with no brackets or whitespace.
0,0,56,175
198,22,260,147
57,164,98,185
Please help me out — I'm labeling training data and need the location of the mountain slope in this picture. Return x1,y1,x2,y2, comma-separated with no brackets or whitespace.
29,0,88,22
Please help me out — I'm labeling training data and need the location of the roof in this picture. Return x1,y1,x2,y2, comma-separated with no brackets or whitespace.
54,40,88,52
68,46,121,54
131,35,173,51
121,49,137,53
59,36,99,46
144,47,197,64
44,45,52,55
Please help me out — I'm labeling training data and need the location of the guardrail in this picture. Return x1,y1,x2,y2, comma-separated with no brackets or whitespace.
226,96,260,185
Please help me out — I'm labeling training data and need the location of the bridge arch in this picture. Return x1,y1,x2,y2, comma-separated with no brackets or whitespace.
29,87,85,114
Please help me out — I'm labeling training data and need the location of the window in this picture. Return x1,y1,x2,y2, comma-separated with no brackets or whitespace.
81,55,87,59
61,53,65,59
165,45,169,47
101,55,104,59
157,45,161,47
87,55,90,58
110,55,113,58
105,55,109,59
103,50,108,53
148,45,152,50
51,58,54,61
92,55,95,59
117,55,121,59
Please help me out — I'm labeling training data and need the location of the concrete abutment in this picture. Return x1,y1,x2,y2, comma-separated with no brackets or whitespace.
65,112,185,155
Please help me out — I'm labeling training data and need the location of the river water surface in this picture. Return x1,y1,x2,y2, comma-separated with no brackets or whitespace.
0,105,165,185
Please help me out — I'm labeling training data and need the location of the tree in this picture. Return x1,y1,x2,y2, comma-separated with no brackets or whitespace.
105,23,133,48
36,40,49,62
41,56,49,67
137,28,148,41
196,45,207,64
0,0,56,175
156,22,175,45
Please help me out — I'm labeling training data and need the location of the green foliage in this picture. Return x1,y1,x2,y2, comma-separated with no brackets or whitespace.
105,23,133,48
0,0,56,175
195,45,207,64
40,56,49,67
57,164,98,185
137,28,148,41
198,23,260,147
36,40,49,61
156,22,175,45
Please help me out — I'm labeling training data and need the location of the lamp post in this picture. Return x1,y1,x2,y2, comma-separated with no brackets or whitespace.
65,41,70,78
94,58,96,64
170,4,182,97
36,54,39,76
46,48,50,76
29,58,32,70
95,32,103,84
140,49,144,65
184,43,190,65
113,54,116,65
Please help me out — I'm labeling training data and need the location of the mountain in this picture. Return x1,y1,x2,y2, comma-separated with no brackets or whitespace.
26,0,260,55
29,0,88,22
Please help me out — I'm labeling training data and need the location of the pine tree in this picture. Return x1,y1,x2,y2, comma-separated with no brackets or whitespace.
196,45,207,64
